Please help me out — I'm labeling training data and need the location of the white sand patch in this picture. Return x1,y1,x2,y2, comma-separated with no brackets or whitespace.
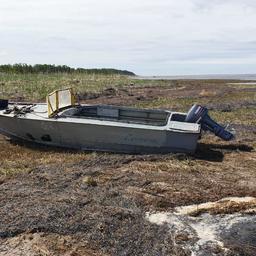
146,197,256,255
146,212,186,230
190,221,219,246
145,212,170,225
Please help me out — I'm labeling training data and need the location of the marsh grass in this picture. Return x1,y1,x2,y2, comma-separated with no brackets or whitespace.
0,73,133,101
0,167,31,177
0,73,181,101
211,107,256,126
0,139,95,180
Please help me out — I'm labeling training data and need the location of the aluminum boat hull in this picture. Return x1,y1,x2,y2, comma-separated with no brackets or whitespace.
0,104,201,154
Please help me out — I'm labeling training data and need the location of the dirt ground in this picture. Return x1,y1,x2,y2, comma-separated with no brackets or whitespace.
0,79,255,255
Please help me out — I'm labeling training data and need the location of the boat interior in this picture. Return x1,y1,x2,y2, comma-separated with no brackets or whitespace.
60,105,187,126
47,88,187,126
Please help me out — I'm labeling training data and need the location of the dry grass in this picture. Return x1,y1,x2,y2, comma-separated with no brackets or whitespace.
199,89,217,97
0,140,90,173
175,198,256,217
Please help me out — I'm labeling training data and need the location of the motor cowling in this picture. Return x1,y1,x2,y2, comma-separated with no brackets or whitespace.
185,104,234,141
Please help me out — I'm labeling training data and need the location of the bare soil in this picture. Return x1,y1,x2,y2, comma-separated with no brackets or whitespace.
0,80,255,255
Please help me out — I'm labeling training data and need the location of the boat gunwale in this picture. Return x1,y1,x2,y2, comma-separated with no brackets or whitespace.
0,114,201,135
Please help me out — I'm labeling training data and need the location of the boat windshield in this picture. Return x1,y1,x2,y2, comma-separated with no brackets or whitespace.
47,88,76,117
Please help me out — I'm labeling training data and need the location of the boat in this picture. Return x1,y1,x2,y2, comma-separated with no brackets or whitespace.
0,88,234,154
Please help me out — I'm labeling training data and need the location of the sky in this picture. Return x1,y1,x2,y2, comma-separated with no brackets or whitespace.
1,0,256,75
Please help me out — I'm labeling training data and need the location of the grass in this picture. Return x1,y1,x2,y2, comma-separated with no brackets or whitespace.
211,107,256,126
0,136,95,181
0,167,31,177
0,73,185,102
136,90,256,110
135,96,196,110
0,73,132,101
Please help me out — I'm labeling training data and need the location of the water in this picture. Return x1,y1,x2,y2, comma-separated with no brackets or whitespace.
227,82,256,85
134,74,256,80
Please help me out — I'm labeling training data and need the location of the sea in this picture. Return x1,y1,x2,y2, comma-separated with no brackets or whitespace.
134,74,256,80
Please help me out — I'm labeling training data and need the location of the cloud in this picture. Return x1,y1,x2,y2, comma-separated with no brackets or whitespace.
0,0,256,75
0,51,8,57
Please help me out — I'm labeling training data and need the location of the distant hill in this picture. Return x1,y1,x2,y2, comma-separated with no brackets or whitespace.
0,64,135,76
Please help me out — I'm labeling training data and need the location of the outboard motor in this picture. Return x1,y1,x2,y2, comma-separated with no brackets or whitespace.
0,99,8,110
185,104,234,141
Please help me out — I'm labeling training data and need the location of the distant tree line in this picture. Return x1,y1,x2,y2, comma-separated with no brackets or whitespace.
0,64,135,76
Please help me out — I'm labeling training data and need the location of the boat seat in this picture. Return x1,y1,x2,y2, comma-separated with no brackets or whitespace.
60,107,81,117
